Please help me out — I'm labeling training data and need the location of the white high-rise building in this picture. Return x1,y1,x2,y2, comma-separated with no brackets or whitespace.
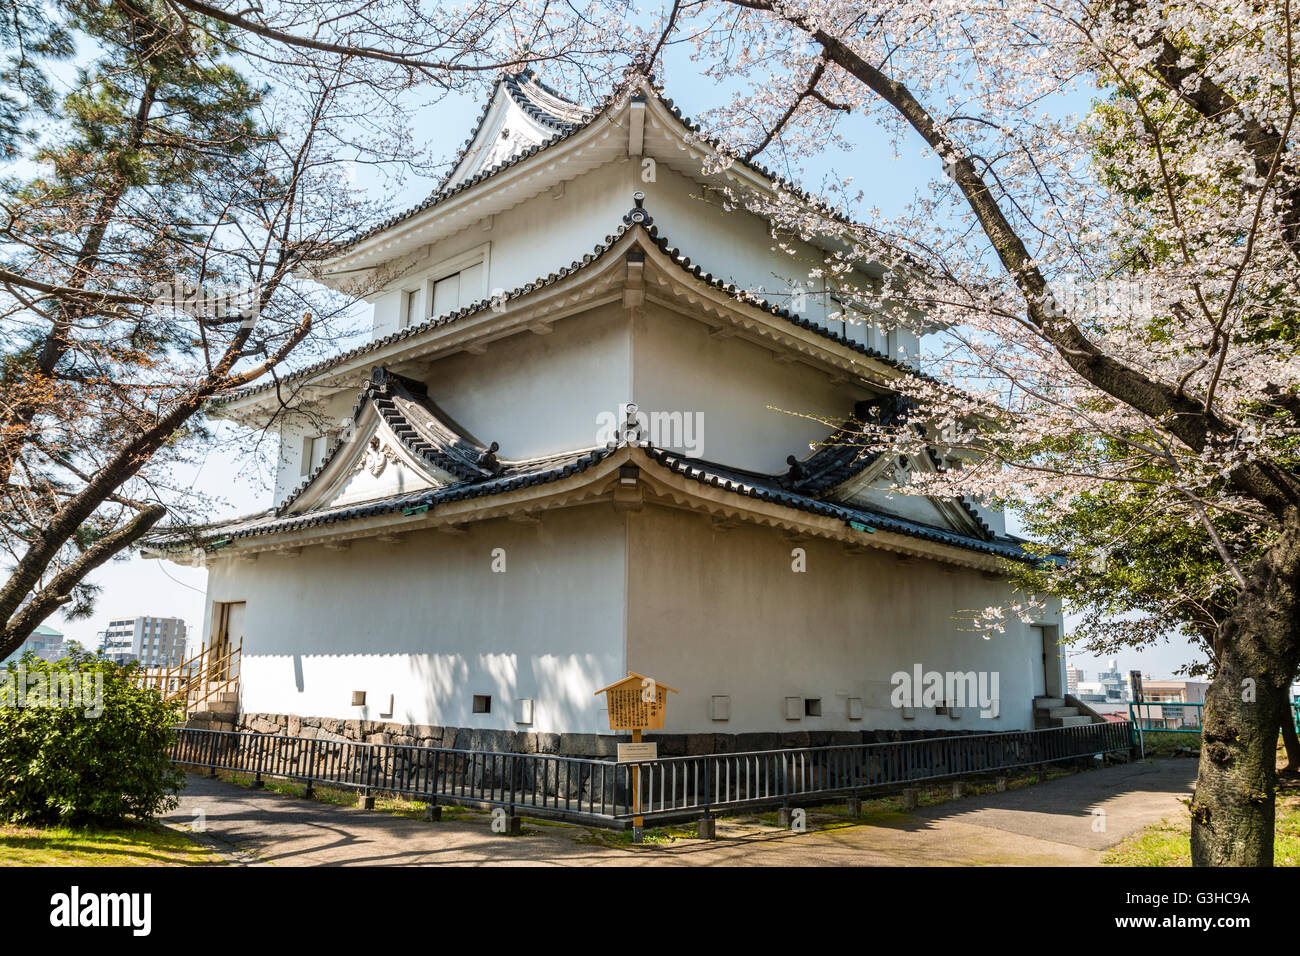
1066,663,1084,696
101,616,188,669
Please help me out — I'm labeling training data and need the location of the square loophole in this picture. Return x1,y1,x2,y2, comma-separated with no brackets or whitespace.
804,698,822,717
472,694,492,714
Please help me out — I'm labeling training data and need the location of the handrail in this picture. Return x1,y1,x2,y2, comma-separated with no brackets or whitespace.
1127,700,1204,734
135,638,241,714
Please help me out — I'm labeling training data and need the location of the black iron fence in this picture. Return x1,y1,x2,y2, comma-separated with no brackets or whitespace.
172,721,1134,829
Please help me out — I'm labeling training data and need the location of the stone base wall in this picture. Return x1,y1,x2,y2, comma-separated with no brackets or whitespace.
184,710,990,759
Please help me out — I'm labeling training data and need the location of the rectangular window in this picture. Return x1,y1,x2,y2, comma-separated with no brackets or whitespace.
458,261,484,303
300,434,328,475
431,272,462,318
426,246,489,320
400,288,420,328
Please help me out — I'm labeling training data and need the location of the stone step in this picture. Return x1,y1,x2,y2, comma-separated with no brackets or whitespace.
1056,715,1093,727
1047,706,1080,718
187,681,230,692
1034,697,1066,710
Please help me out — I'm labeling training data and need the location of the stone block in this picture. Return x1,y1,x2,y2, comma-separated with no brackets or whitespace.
644,733,687,757
559,733,599,757
735,733,782,752
582,763,628,808
684,734,716,756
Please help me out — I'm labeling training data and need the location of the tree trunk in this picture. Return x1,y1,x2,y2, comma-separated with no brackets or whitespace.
1192,655,1282,864
1190,517,1300,866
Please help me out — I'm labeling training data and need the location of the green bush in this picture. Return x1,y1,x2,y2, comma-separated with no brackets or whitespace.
0,649,185,825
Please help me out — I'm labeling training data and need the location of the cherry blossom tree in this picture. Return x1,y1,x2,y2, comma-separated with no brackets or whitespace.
640,0,1298,865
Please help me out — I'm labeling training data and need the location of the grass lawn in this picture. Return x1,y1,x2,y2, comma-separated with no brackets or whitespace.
1103,744,1300,866
0,822,222,867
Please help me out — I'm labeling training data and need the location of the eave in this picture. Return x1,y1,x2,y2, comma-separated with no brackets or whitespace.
145,445,1029,574
311,72,929,293
215,213,929,424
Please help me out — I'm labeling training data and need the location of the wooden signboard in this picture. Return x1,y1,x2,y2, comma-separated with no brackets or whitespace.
595,672,677,731
594,672,677,833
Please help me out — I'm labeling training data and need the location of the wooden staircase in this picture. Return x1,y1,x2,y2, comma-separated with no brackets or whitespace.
137,638,241,717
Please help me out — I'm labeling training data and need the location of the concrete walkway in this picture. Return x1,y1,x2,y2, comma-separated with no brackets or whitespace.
164,758,1196,866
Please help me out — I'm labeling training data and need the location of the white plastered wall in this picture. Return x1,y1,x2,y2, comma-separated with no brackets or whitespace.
200,505,628,734
631,303,872,473
624,506,1056,733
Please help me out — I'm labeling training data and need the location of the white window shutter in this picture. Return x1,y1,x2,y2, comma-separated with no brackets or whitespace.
457,262,484,307
432,273,460,318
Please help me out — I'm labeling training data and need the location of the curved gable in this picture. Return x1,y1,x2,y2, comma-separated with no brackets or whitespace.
443,72,588,190
281,367,500,515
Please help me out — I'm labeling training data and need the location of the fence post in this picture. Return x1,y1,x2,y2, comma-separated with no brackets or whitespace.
357,745,374,809
304,738,316,799
503,754,521,834
427,750,442,820
696,757,717,840
253,735,266,788
777,751,792,826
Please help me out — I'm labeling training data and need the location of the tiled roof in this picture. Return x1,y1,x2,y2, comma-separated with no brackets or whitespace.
502,69,591,131
275,367,501,515
643,448,1023,559
778,394,994,539
154,436,1029,562
216,204,924,406
779,396,905,496
154,446,614,549
336,71,596,253
328,69,909,268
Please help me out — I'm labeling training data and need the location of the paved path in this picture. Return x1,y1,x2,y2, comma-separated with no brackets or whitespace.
165,758,1196,866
